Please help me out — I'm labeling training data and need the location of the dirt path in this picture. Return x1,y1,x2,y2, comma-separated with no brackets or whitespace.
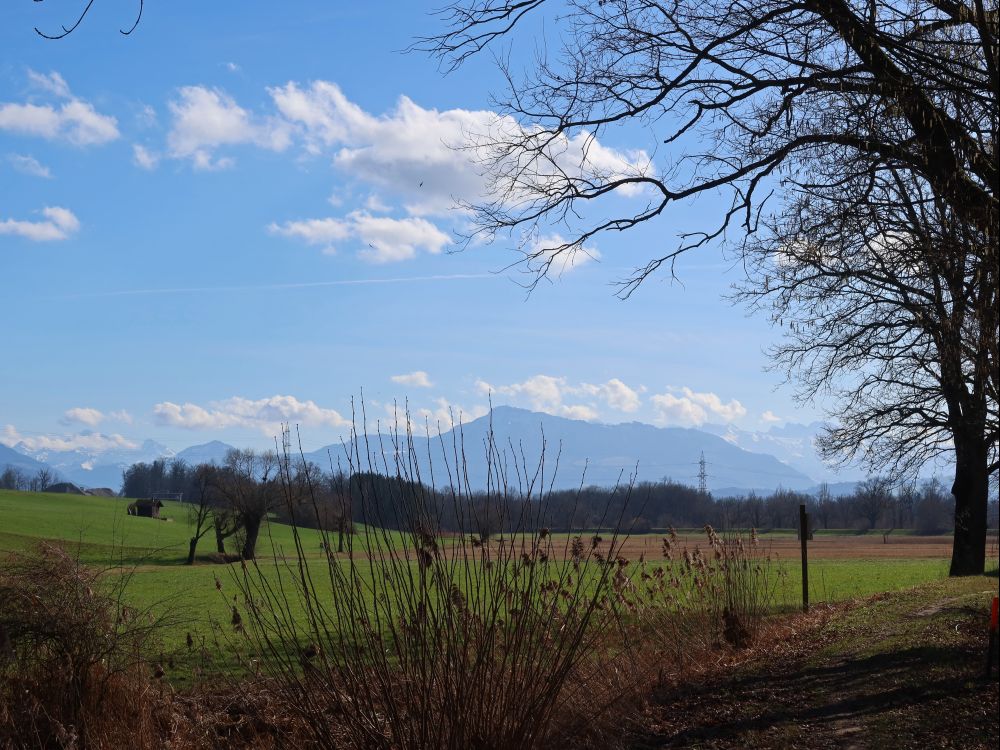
629,576,999,749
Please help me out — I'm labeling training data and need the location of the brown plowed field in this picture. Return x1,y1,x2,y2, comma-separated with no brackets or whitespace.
616,533,959,561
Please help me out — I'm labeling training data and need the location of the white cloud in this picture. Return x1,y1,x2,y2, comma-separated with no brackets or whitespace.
132,144,160,170
269,211,451,262
153,395,349,435
151,79,646,248
391,371,433,388
7,153,51,178
0,206,80,242
137,104,158,128
268,81,652,219
61,407,104,427
650,387,747,426
1,424,137,453
27,70,70,98
560,404,600,421
0,100,119,146
524,233,600,276
477,375,565,412
364,194,391,212
590,378,641,413
224,62,241,73
0,71,118,146
406,398,490,430
761,410,782,424
266,217,351,250
166,86,292,168
60,407,133,427
475,374,641,420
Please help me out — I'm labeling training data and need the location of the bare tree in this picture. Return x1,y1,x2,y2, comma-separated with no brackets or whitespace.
424,0,997,573
30,468,56,493
423,1,995,283
215,448,280,561
739,165,996,573
184,465,217,565
31,0,144,39
0,467,28,491
853,477,893,530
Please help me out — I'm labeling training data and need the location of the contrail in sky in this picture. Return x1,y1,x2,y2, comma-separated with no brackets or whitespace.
53,273,496,299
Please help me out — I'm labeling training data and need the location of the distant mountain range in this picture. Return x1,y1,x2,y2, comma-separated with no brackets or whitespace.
174,440,234,466
300,406,821,493
3,408,867,496
9,438,175,490
0,443,50,475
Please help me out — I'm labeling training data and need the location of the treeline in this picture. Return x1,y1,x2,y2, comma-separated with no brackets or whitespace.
713,478,966,535
120,452,997,567
0,465,59,493
460,476,976,535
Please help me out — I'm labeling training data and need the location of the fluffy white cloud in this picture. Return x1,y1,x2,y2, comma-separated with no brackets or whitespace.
153,395,349,434
7,153,51,178
559,404,600,421
405,398,490,430
60,408,132,427
27,70,70,98
0,71,118,146
268,211,451,262
761,410,782,424
0,206,80,242
586,378,641,413
475,374,641,420
391,371,433,388
268,81,652,218
650,387,747,426
61,407,103,427
157,80,648,252
1,424,137,453
166,86,292,168
132,144,159,170
525,234,601,276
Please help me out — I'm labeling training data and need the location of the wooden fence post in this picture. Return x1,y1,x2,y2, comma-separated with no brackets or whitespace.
799,503,809,613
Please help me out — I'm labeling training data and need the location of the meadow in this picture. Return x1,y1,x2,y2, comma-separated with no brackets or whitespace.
2,487,996,749
0,489,958,667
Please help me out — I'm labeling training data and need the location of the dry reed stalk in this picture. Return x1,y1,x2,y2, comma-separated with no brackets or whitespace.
224,407,644,750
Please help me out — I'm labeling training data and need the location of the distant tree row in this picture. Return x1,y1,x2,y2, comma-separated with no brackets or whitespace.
122,452,999,565
0,465,58,493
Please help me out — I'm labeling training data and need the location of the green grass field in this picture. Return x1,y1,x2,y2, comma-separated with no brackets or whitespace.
0,489,965,683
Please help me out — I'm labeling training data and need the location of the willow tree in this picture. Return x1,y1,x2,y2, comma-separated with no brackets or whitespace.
423,0,997,573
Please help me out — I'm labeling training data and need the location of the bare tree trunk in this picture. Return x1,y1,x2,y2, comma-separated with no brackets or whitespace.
214,519,227,554
186,537,199,565
241,515,262,561
949,433,989,576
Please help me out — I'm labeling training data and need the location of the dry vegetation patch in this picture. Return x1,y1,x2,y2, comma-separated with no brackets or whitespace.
628,576,999,749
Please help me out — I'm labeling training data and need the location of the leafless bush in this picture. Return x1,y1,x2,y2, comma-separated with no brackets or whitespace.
0,543,171,749
224,412,643,750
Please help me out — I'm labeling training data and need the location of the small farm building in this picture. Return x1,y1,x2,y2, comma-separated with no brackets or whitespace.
127,499,164,519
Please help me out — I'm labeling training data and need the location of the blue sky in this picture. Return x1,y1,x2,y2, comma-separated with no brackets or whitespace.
0,1,824,456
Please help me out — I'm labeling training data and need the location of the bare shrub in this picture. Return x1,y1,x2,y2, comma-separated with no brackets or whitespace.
0,543,170,749
226,414,642,750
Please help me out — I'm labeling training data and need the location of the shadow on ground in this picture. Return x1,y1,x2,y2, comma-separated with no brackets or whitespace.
631,585,999,749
